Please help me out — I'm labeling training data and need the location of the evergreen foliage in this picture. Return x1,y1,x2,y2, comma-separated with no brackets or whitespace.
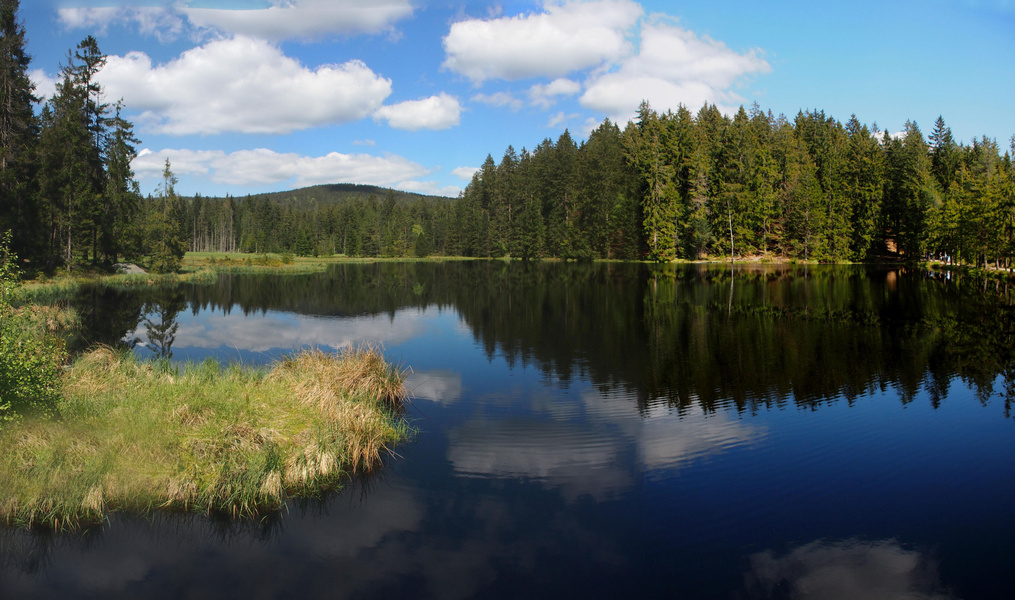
0,0,39,260
446,103,1014,265
147,159,187,273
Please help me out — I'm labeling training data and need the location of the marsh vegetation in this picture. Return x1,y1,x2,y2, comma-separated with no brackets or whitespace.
0,346,410,530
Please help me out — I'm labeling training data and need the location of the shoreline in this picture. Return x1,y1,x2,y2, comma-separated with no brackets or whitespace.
14,251,1014,302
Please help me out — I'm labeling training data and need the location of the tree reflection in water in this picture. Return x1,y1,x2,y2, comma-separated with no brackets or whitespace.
136,288,187,360
88,262,1015,417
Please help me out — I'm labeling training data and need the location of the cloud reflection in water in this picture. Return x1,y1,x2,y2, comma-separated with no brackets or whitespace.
404,369,463,404
127,308,433,355
745,538,956,600
448,385,764,499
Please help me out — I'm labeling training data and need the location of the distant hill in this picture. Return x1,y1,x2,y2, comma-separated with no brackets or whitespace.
183,183,456,207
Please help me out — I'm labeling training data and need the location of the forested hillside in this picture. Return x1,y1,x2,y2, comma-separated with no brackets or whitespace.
181,185,455,257
176,103,1015,265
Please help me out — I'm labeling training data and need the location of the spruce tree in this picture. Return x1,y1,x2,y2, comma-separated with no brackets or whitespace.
102,100,142,262
148,159,187,273
0,0,40,259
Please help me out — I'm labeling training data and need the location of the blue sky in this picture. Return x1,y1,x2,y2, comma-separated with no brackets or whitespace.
19,0,1015,198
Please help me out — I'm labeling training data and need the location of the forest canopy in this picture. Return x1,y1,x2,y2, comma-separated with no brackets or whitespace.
175,105,1015,266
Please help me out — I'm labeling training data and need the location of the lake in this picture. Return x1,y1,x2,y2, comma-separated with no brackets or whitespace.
3,261,1014,599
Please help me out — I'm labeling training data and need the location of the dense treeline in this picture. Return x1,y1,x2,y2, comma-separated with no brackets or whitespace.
184,191,460,258
458,102,1015,264
0,0,184,272
176,102,1015,266
180,124,641,260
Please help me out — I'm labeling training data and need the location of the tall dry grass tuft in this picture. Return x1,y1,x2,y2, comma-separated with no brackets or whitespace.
0,346,411,530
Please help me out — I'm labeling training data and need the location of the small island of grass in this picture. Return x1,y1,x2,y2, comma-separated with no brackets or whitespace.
0,346,411,530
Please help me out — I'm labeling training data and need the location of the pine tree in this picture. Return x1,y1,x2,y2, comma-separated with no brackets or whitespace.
627,102,679,261
70,36,109,264
511,147,545,260
883,121,935,258
102,100,141,262
492,146,518,257
148,159,187,273
0,0,40,259
39,70,94,269
842,115,884,259
929,116,960,193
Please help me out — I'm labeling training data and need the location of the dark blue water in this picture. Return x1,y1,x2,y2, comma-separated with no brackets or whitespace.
2,262,1013,599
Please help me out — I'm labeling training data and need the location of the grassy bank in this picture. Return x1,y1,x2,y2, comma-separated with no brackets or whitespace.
0,346,411,530
183,252,482,271
12,267,218,306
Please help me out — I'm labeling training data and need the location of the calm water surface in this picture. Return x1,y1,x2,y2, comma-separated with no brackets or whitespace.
2,262,1014,599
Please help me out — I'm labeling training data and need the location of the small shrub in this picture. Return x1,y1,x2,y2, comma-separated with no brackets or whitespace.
0,232,65,422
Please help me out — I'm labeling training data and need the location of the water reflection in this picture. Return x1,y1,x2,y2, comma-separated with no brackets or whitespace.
448,385,764,500
634,405,764,472
404,370,463,404
164,310,429,356
0,482,424,599
133,288,186,359
745,538,956,600
20,262,1012,599
449,418,632,499
68,262,1015,416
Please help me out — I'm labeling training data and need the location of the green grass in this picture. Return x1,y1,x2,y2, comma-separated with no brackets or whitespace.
10,278,82,305
0,346,411,530
182,252,483,271
13,267,219,305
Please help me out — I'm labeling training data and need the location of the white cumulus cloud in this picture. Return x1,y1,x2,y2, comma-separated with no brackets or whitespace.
29,69,58,100
442,0,642,83
97,36,392,135
451,166,479,180
373,93,462,131
181,0,413,41
57,7,119,31
395,180,462,197
132,148,430,189
547,111,578,128
529,78,581,109
581,21,771,122
58,7,186,42
58,1,413,41
471,92,523,111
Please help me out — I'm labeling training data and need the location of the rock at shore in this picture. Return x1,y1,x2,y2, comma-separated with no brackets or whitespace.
114,262,147,275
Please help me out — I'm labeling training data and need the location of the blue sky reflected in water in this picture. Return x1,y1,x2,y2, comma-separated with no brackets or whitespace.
127,305,461,364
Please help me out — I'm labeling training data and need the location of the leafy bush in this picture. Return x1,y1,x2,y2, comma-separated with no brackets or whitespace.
0,232,65,421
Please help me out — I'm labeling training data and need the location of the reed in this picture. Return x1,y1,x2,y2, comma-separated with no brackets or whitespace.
11,279,81,305
0,346,411,530
11,303,80,334
102,267,219,287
